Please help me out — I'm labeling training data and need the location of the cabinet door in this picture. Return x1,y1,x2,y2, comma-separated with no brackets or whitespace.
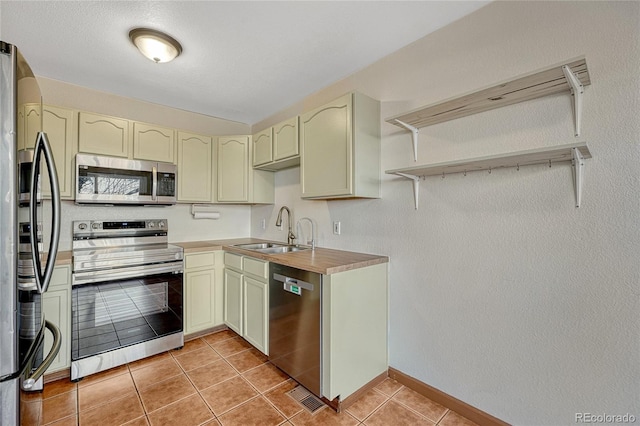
223,268,243,335
273,116,299,161
300,94,352,198
133,122,175,163
184,269,217,334
177,131,213,202
217,136,249,202
252,128,273,167
78,112,130,157
243,276,268,355
42,266,71,374
23,103,42,150
41,105,76,199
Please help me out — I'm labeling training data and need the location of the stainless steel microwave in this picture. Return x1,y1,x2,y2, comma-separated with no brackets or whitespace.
75,154,177,205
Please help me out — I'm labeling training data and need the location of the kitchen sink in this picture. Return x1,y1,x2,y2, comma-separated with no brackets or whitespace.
232,242,310,254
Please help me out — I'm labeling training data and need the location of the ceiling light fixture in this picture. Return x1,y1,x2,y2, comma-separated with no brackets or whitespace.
129,28,182,63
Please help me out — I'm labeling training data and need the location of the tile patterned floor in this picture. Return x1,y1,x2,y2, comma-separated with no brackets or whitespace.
21,329,479,426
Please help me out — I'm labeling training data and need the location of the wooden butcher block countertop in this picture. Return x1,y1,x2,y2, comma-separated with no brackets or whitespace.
173,238,388,275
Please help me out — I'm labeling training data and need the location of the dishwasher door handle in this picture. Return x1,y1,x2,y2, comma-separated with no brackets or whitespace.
273,273,314,295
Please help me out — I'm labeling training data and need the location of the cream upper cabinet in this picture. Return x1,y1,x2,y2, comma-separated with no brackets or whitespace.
273,116,299,162
217,135,250,202
300,92,380,199
133,122,176,163
78,112,130,157
217,135,275,204
253,116,300,171
252,128,273,167
40,105,76,199
177,131,213,203
22,103,42,150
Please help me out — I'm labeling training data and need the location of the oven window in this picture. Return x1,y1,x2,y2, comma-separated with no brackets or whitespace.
77,166,153,196
71,273,183,360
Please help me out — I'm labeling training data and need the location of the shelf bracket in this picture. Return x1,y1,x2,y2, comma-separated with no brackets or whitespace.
562,65,584,137
394,172,421,210
572,147,585,208
394,119,419,161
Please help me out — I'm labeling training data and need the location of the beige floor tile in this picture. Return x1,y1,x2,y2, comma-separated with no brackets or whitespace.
138,374,196,413
345,389,388,421
43,379,77,399
242,363,289,393
289,407,359,426
203,329,239,345
78,373,137,411
147,394,214,426
173,346,222,372
131,357,183,390
364,400,434,426
209,336,252,357
186,358,238,390
225,348,268,373
78,393,144,426
77,364,130,388
200,376,259,415
392,387,448,422
174,338,208,355
374,378,403,397
217,396,285,426
42,391,76,425
263,379,304,419
438,410,480,426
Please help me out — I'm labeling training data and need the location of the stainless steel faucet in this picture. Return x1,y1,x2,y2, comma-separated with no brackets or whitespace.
275,206,296,245
296,217,316,250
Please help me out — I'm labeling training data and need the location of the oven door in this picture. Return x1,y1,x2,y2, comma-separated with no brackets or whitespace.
71,272,183,362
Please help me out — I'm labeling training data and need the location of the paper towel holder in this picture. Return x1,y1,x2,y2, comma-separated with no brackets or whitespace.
191,204,221,219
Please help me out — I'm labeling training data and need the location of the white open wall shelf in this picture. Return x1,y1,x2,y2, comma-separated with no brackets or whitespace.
385,56,592,210
387,142,591,210
386,56,590,162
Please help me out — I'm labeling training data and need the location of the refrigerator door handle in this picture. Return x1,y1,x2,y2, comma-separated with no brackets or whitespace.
21,320,61,390
29,131,61,294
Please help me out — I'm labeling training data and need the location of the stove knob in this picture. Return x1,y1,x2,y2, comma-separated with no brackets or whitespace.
91,222,100,230
158,221,165,228
78,223,87,230
148,221,155,228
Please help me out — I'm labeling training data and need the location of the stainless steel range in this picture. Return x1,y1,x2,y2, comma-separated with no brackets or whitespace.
71,219,184,381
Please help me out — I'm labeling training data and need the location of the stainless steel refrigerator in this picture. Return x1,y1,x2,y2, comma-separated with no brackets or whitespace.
0,41,62,424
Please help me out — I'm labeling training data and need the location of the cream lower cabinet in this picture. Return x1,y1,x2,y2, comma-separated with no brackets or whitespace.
223,252,269,354
177,131,213,203
184,251,224,335
43,265,71,374
217,136,274,204
300,92,380,199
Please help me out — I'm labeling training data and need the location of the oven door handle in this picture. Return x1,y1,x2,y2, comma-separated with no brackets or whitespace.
29,131,61,294
21,320,61,390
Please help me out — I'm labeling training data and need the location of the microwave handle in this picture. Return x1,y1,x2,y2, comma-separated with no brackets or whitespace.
152,165,157,201
29,131,61,294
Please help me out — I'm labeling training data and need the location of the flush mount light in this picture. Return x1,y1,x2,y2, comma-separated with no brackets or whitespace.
129,28,182,63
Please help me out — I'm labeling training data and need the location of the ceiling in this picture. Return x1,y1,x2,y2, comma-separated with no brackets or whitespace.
1,1,489,125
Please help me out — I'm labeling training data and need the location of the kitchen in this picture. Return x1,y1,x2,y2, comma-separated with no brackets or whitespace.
1,1,638,425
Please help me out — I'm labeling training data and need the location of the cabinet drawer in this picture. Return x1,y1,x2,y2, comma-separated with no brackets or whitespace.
224,252,243,271
243,257,268,280
185,252,216,270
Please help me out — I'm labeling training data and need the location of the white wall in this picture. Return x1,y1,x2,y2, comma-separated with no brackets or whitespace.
252,2,640,424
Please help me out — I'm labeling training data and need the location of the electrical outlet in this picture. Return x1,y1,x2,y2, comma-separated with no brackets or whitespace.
333,221,341,235
261,219,266,230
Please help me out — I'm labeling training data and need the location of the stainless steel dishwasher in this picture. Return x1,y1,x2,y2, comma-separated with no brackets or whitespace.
269,263,322,397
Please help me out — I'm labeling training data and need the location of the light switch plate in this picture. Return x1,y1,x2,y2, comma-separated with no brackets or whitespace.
333,221,341,235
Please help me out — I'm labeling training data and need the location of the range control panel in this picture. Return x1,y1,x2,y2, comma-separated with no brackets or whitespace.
72,219,168,239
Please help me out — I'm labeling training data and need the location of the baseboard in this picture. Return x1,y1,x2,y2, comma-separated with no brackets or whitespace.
388,367,509,426
340,371,388,411
44,368,69,384
184,324,229,341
